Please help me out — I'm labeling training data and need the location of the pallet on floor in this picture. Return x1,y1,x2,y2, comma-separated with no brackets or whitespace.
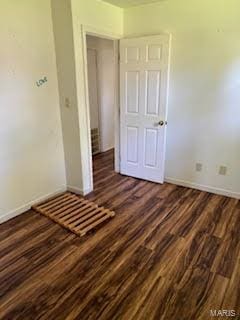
32,192,115,237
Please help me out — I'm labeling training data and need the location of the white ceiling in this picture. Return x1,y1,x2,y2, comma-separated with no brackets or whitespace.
102,0,164,8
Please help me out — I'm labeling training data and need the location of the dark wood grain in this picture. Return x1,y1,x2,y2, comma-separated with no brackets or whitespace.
0,149,239,320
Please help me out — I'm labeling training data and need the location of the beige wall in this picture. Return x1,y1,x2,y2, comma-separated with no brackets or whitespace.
71,0,123,36
124,0,240,197
0,0,66,222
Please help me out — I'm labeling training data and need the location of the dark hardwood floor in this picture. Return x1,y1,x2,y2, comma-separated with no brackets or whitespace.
0,149,239,320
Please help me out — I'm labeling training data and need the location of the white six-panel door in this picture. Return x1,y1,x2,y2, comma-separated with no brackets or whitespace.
120,35,171,183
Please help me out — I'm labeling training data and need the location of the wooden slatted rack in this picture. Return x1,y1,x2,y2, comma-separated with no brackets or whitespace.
33,193,115,237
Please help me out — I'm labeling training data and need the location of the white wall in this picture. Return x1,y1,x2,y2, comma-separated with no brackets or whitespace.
0,0,66,222
51,0,123,194
124,0,240,197
51,0,83,194
87,48,99,130
67,0,123,193
87,36,115,152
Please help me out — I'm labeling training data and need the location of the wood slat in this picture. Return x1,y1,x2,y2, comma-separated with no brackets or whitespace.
40,197,78,213
32,193,115,237
80,214,114,236
69,208,104,228
75,209,113,231
63,205,99,225
44,199,82,216
56,200,90,219
36,193,71,209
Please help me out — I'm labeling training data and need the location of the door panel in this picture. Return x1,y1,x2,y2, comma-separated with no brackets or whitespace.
127,126,139,164
126,71,139,114
120,35,171,183
146,70,161,115
126,47,140,62
144,128,158,168
147,44,163,61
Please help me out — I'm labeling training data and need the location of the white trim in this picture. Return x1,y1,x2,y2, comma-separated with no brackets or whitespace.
82,25,122,40
165,177,240,199
67,185,92,196
0,186,67,224
114,40,120,172
81,24,94,194
81,24,121,192
67,185,83,195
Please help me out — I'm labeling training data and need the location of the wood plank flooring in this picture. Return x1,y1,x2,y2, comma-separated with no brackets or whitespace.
0,149,239,320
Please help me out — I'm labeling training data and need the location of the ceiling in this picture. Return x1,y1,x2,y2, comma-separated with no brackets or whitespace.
101,0,164,8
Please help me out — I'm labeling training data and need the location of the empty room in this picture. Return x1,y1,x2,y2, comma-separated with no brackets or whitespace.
0,0,239,319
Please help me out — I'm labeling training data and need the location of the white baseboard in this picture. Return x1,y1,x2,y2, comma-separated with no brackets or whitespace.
165,177,240,199
3,178,237,225
67,185,92,196
0,186,67,224
67,185,83,195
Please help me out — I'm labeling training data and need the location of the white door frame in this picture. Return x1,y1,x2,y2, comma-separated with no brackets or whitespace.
82,25,121,192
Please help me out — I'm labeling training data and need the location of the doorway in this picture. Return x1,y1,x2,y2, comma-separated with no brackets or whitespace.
86,35,116,188
83,28,171,194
